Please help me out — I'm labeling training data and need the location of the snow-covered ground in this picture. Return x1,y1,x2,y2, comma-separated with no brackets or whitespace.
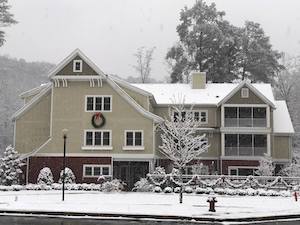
0,191,299,220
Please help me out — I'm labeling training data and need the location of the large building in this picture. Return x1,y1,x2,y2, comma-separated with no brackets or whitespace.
12,49,294,188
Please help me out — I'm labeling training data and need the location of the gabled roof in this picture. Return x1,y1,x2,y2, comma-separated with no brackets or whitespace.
12,83,52,121
132,81,275,107
48,48,105,78
217,80,275,108
273,100,294,134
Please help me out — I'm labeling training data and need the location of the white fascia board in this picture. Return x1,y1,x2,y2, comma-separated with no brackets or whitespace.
48,48,106,79
217,80,275,108
106,77,164,123
20,138,52,159
19,83,51,98
110,76,153,97
11,84,52,121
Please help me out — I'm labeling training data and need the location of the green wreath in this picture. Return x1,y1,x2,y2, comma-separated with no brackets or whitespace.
92,112,105,128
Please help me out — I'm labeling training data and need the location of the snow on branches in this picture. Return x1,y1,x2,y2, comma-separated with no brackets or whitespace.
0,145,24,185
158,98,209,169
255,154,275,176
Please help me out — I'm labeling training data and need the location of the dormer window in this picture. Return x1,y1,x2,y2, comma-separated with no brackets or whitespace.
73,60,82,72
241,88,249,98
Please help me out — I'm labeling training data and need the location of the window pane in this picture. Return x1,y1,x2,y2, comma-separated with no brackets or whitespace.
87,97,94,111
238,168,254,176
102,167,109,175
239,107,251,118
239,134,252,147
135,132,142,146
254,135,267,147
85,167,92,176
225,107,237,118
95,97,102,111
86,132,93,145
94,167,101,176
200,112,207,122
253,108,266,118
103,97,111,111
126,132,134,146
94,132,102,146
194,112,200,121
75,62,81,71
103,132,110,146
230,169,237,176
225,134,237,147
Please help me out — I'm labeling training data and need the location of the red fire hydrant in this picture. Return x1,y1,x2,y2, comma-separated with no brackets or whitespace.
207,196,217,212
294,191,298,202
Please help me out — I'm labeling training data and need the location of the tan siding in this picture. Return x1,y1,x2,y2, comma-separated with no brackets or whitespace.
272,136,291,160
225,85,265,104
41,81,154,155
121,86,149,111
56,56,98,75
15,91,51,154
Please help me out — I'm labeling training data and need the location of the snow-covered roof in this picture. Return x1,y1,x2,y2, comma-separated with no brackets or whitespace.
273,101,294,134
131,82,275,106
19,83,51,98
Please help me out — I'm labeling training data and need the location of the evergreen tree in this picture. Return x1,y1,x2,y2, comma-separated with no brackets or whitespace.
166,0,281,83
0,145,24,185
58,167,76,184
37,167,54,185
0,0,17,47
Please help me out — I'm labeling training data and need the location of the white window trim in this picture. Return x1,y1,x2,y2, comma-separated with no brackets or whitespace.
85,95,112,112
171,110,208,124
123,130,144,150
228,166,258,176
83,164,112,178
241,88,249,98
73,60,83,72
82,130,112,150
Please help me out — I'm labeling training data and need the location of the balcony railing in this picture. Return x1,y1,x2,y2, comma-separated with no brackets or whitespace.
225,147,267,156
225,118,267,127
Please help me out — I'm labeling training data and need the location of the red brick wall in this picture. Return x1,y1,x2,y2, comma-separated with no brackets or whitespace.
221,160,259,175
27,156,111,184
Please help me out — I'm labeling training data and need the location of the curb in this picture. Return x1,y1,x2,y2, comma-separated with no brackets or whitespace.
1,210,300,223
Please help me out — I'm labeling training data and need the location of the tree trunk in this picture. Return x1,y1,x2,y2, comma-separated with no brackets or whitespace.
179,168,183,204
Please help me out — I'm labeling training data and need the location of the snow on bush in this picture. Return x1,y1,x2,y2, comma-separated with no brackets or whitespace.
174,187,181,193
37,167,54,185
101,179,124,192
163,187,173,193
0,145,24,185
153,186,162,193
184,186,193,193
255,154,275,176
133,178,154,192
58,167,76,184
195,187,206,194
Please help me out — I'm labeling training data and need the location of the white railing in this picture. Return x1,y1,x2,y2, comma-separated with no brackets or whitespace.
225,118,267,127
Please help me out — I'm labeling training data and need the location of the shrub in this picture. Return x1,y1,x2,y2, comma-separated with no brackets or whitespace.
184,186,193,193
174,187,181,193
58,167,76,184
37,167,54,185
133,178,154,192
163,187,173,193
153,186,162,193
101,179,125,192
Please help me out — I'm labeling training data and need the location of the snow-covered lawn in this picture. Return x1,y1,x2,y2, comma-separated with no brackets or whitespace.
0,191,299,220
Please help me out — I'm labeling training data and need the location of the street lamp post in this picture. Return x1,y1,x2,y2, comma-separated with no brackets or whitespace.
62,129,68,202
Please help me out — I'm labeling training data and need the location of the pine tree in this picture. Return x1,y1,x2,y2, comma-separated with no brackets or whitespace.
37,167,54,185
0,145,24,185
0,0,17,47
58,167,76,184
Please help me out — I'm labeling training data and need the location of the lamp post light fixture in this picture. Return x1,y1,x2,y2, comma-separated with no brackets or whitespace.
62,128,68,201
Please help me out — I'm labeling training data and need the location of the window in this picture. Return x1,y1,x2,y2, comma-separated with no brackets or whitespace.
229,167,257,176
241,88,249,98
125,131,143,147
84,130,111,147
73,60,82,72
172,110,207,124
85,96,112,112
83,165,111,177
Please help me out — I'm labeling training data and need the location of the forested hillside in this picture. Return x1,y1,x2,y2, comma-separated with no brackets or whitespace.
0,55,55,151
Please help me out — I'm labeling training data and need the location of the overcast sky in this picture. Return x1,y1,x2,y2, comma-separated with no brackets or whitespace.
1,0,300,80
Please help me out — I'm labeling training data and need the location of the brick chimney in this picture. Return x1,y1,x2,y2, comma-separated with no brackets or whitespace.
191,71,206,89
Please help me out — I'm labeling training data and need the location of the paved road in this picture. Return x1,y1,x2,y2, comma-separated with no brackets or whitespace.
1,215,300,225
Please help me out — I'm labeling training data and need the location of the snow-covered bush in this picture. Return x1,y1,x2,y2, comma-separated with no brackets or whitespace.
245,188,258,196
184,186,193,193
51,183,62,190
58,167,76,184
174,187,181,193
192,163,209,175
101,179,124,192
153,186,162,193
255,154,275,176
152,167,166,176
195,187,207,194
37,167,54,185
214,188,226,195
280,190,291,197
163,187,173,193
0,145,24,185
133,178,154,192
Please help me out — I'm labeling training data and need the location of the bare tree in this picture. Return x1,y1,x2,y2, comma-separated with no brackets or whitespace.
132,46,155,83
158,97,208,203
